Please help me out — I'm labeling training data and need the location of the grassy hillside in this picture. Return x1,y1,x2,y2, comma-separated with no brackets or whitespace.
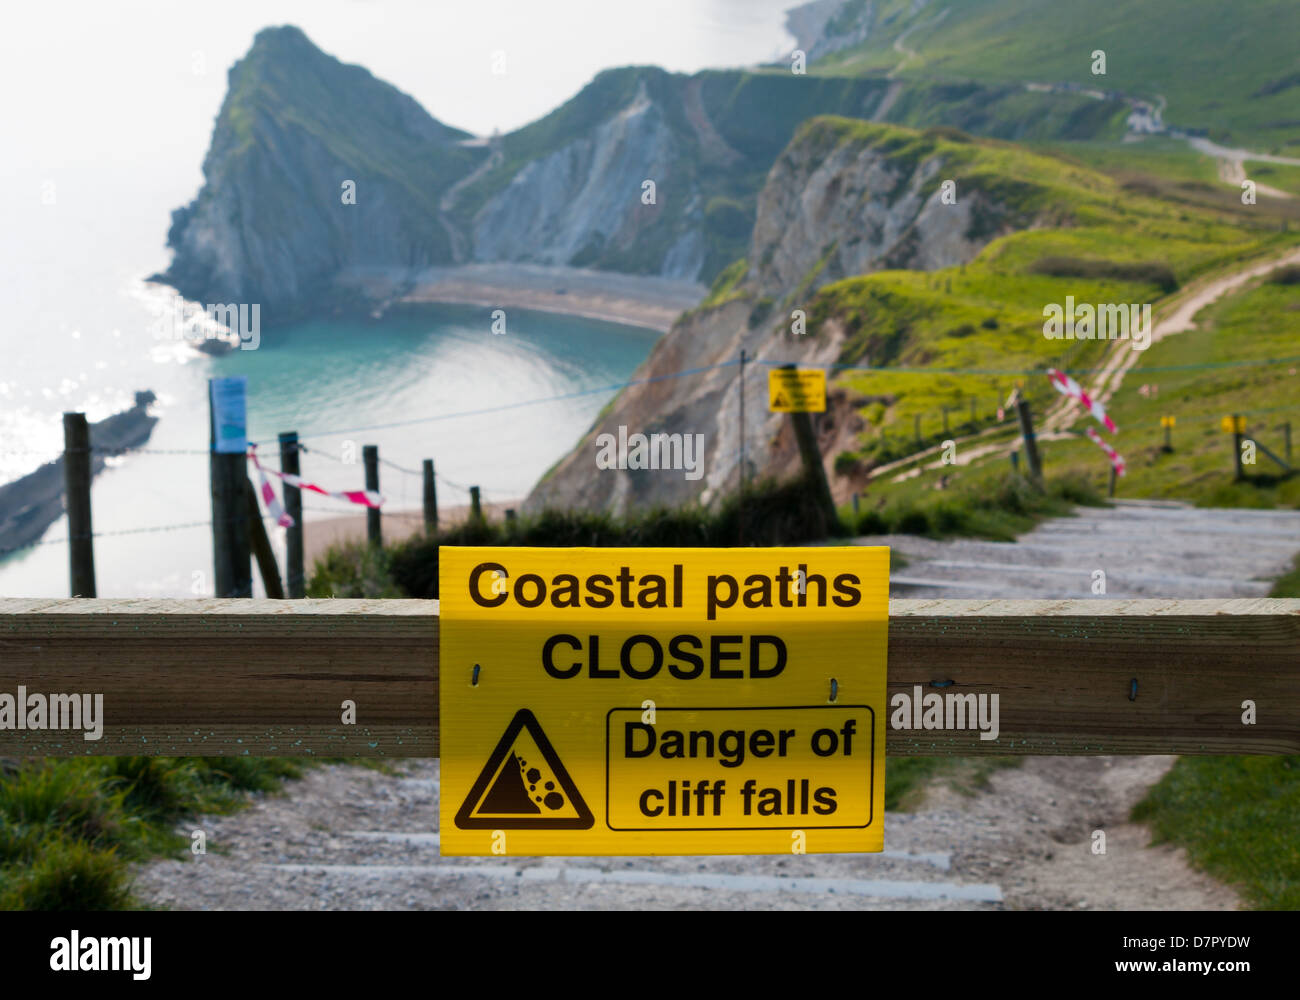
879,79,1129,142
784,119,1299,473
1021,263,1300,507
844,260,1300,536
815,0,1300,155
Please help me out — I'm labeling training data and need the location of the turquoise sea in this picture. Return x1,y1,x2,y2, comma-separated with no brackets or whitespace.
0,0,794,597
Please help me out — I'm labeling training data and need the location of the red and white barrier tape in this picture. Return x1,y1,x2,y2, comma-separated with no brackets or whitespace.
248,447,384,529
250,449,293,528
1048,368,1117,434
1084,427,1126,476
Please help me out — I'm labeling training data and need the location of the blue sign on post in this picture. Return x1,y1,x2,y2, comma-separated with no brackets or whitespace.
210,376,248,454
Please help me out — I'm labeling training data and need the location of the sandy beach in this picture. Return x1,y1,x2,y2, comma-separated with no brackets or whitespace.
344,262,705,334
303,498,523,568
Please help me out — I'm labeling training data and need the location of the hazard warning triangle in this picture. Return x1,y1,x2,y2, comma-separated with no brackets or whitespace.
454,709,594,829
773,392,790,408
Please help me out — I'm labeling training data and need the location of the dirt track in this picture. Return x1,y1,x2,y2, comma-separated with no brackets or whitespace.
870,246,1300,484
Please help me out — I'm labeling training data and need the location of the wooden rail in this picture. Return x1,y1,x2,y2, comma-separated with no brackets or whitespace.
0,598,1296,756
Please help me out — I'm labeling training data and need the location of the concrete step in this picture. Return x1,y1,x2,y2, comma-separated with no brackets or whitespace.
874,502,1299,599
262,861,1003,904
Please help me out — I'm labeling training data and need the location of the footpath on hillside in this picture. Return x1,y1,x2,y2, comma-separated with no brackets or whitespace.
133,499,1298,910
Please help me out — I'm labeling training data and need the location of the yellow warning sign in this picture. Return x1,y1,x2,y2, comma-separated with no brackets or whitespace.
1221,415,1246,433
1160,416,1176,428
439,546,890,856
768,368,826,412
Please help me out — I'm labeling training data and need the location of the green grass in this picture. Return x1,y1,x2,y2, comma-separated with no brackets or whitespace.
851,470,1105,541
844,259,1300,521
1247,160,1300,198
1132,756,1300,909
307,539,405,599
1035,137,1224,188
0,757,302,910
814,0,1300,154
1269,553,1300,597
880,79,1130,143
777,119,1300,477
700,258,750,309
885,756,1022,811
1015,264,1300,508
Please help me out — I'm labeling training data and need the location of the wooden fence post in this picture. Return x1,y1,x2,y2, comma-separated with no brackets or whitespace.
1233,415,1245,481
364,445,381,546
1015,398,1043,481
738,349,747,493
469,486,483,524
62,412,96,598
777,365,838,531
279,432,304,598
209,388,251,598
423,460,438,534
244,477,285,599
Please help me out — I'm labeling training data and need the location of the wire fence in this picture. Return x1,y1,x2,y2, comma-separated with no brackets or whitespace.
3,348,1297,563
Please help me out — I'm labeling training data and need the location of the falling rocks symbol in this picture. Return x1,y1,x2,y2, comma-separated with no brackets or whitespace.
455,709,594,829
478,752,539,814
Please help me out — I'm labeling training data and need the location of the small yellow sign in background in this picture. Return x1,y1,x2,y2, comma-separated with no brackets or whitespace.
439,546,889,856
768,368,826,413
1220,415,1246,433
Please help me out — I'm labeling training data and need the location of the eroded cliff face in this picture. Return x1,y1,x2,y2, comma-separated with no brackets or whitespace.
159,27,1120,315
471,82,704,280
161,36,719,310
750,123,991,291
524,119,1024,516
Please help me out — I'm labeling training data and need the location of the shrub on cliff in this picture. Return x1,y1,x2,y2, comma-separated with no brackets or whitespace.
385,477,842,600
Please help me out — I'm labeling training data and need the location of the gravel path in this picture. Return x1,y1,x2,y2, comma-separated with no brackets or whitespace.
132,499,1287,910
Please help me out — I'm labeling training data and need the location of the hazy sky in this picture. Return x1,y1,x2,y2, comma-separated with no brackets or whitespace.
3,0,798,186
